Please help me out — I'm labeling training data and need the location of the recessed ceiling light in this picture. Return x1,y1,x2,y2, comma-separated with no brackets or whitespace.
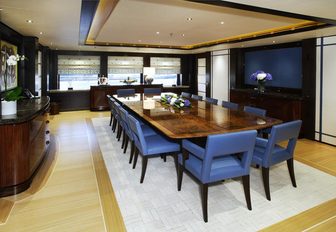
156,31,160,35
26,19,33,23
182,34,185,37
39,32,43,35
272,41,276,43
138,40,142,42
187,17,192,21
220,21,224,25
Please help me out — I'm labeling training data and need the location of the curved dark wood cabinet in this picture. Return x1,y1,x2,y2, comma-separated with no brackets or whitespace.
0,97,50,197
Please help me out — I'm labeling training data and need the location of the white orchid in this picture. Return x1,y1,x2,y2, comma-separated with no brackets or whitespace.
256,73,267,80
6,54,25,66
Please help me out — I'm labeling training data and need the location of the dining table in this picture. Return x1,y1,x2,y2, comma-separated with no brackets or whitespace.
112,93,282,140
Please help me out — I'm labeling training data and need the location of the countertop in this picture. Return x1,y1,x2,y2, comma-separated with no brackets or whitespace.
0,96,50,125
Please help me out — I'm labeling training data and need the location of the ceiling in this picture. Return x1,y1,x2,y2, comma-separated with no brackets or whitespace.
0,0,336,53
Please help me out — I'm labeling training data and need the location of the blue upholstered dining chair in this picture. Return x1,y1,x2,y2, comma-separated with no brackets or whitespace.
181,92,191,98
243,106,266,117
144,88,161,95
178,130,257,222
107,95,114,126
128,115,180,183
205,97,218,105
117,88,135,97
222,100,239,110
113,102,125,141
191,94,203,101
252,120,302,201
119,107,156,163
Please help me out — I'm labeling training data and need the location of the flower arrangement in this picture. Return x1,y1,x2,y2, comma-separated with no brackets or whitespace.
250,70,272,92
161,93,191,109
2,54,26,101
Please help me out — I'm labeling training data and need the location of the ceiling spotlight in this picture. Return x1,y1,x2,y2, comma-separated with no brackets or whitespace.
220,21,224,25
156,31,160,35
272,41,276,43
187,17,192,21
182,34,185,37
26,19,33,23
39,32,43,35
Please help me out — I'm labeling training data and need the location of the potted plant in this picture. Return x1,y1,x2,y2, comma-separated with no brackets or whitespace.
250,70,272,93
1,54,25,116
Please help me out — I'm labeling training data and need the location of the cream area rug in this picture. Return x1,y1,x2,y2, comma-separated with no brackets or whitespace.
92,117,336,232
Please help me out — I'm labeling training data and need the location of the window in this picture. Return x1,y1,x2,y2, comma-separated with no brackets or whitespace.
108,56,143,85
197,58,206,98
150,57,181,86
58,55,100,90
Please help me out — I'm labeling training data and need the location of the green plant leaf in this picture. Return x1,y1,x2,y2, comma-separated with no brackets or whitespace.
4,87,24,101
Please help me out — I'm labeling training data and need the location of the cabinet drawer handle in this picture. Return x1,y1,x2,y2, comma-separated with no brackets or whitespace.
46,141,50,145
46,130,50,134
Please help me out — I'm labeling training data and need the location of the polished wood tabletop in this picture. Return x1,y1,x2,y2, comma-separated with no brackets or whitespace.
113,94,282,139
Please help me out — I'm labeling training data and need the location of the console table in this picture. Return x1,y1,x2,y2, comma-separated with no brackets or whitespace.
90,84,163,111
0,97,50,197
230,89,305,136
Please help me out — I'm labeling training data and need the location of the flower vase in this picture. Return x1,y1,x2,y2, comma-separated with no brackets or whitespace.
1,100,17,116
257,80,265,93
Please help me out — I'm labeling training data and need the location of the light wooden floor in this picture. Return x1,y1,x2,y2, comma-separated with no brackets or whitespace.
0,111,335,231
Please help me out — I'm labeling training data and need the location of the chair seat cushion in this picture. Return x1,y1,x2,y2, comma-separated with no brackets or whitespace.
179,153,245,183
252,144,291,167
145,135,180,155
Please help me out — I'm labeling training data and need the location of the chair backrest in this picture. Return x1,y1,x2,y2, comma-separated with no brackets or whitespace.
205,97,218,105
263,120,302,166
128,115,147,154
222,101,239,110
191,94,203,101
244,106,266,117
107,95,114,111
181,92,191,98
201,130,257,182
119,107,133,140
117,88,135,97
144,88,161,95
112,101,122,121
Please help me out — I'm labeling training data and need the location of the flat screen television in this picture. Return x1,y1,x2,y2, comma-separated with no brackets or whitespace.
244,46,302,90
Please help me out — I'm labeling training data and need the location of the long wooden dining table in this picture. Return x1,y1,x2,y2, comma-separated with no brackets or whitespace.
112,93,282,139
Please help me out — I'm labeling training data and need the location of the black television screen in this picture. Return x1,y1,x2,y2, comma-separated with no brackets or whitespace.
244,47,302,89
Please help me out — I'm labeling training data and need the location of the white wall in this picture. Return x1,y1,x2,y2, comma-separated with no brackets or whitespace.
315,36,336,145
211,50,230,103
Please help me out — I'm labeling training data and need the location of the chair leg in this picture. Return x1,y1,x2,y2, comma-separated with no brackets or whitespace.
287,158,297,187
242,175,252,210
129,141,135,164
116,123,121,139
109,113,113,126
121,130,126,149
177,163,183,191
173,153,178,175
262,167,271,201
163,155,167,162
123,136,129,154
112,119,117,132
132,148,139,169
140,156,148,183
200,183,209,223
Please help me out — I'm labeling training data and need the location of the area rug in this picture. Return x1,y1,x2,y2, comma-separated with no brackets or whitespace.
92,117,336,232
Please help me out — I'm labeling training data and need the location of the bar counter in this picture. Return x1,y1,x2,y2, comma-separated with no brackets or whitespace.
0,97,50,197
